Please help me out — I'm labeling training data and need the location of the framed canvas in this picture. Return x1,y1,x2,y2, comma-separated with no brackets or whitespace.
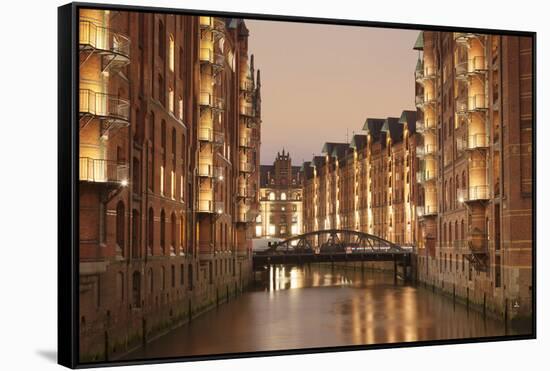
58,2,536,368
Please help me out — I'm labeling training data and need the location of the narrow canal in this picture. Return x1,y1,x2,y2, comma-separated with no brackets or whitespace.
123,264,529,360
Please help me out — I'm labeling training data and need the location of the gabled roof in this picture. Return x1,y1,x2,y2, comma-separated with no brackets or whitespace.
312,156,325,169
321,142,348,157
399,110,417,134
350,134,368,150
362,118,386,141
413,32,424,50
381,117,403,143
331,143,350,160
301,161,314,179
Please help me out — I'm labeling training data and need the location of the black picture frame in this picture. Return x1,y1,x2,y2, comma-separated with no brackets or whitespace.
58,2,536,368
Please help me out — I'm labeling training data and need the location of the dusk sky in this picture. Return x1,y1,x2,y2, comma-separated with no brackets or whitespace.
246,20,420,166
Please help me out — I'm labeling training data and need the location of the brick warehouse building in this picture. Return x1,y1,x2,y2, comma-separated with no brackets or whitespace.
78,10,261,361
302,31,532,324
258,150,303,238
414,31,533,323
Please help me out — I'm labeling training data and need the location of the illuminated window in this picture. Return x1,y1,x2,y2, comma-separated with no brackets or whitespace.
291,224,299,235
255,225,262,236
178,97,183,120
168,87,174,113
268,192,275,201
268,225,276,236
170,170,175,199
281,192,287,200
180,175,184,200
168,34,175,71
160,166,165,196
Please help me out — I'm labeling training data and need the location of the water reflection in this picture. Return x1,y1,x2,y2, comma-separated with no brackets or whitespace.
123,264,530,361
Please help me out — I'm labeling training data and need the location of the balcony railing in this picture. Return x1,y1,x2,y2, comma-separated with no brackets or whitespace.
213,96,225,111
468,56,487,73
197,199,213,213
198,127,224,146
199,17,213,29
239,162,254,173
416,144,436,157
199,91,212,107
79,89,130,124
199,48,213,63
417,205,437,217
424,65,437,79
415,94,424,107
416,118,436,133
239,136,255,148
198,163,223,178
240,79,254,92
240,105,255,117
238,186,256,198
79,157,128,184
468,94,488,111
415,66,424,82
79,20,130,61
466,134,489,149
455,61,468,79
213,52,225,68
213,166,224,181
468,185,489,201
416,170,436,183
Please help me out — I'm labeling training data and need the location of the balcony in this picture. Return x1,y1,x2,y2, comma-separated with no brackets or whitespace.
240,105,255,117
197,199,224,214
468,94,488,111
455,61,468,79
416,170,436,183
79,89,130,131
237,186,256,199
415,94,424,108
415,64,424,82
198,127,224,146
236,208,256,223
199,17,213,29
466,133,489,150
468,56,487,73
458,186,489,203
416,118,436,133
79,157,128,185
416,144,436,158
239,136,255,149
423,65,437,80
417,205,437,217
79,20,130,71
199,48,213,64
239,162,254,173
240,79,254,93
198,163,223,178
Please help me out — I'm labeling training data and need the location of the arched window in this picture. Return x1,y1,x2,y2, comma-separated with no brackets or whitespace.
188,264,193,290
443,222,447,245
461,219,465,240
171,265,175,288
268,192,275,201
147,207,154,254
148,268,154,294
161,120,167,151
116,272,124,302
280,192,287,201
158,74,165,105
161,266,166,291
180,215,185,252
132,209,140,258
171,212,176,253
132,271,141,308
168,34,175,71
132,157,140,194
454,221,458,243
116,201,125,255
158,20,165,58
160,209,166,254
172,128,177,157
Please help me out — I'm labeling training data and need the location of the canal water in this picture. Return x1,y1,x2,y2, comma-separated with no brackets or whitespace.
123,264,529,360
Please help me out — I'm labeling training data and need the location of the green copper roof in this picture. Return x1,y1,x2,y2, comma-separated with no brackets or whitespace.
413,32,424,50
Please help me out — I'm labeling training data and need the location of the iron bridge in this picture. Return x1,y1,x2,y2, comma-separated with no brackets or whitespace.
252,229,413,280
